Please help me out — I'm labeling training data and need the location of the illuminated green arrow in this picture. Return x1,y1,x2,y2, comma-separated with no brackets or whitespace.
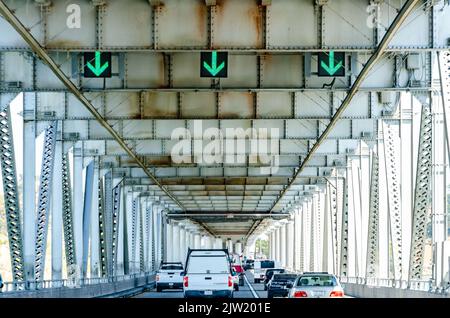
320,51,343,76
86,51,109,76
203,51,225,76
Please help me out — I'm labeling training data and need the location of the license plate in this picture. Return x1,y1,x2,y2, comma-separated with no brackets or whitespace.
204,290,213,295
313,291,325,297
169,283,174,286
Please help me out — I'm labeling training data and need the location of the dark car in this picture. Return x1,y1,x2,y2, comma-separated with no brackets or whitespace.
263,268,285,290
267,274,298,298
243,259,254,270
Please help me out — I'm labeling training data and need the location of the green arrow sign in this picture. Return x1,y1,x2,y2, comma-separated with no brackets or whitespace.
200,51,228,78
86,51,110,77
318,51,345,77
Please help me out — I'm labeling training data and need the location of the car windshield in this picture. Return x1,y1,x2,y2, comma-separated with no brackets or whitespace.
296,275,337,287
273,274,297,282
187,255,230,274
260,260,275,268
161,265,183,270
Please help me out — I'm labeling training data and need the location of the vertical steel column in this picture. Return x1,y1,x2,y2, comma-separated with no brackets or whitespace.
89,166,100,277
409,103,433,281
82,161,94,277
172,224,180,262
382,120,403,281
0,99,24,283
103,172,113,276
366,152,380,279
62,153,77,273
179,226,186,264
280,223,287,268
23,108,36,284
294,208,301,272
286,220,294,271
130,198,138,273
122,186,130,275
139,199,145,273
73,153,83,273
166,222,173,262
310,199,315,271
145,200,152,270
34,121,57,281
322,187,331,273
339,176,349,277
275,227,281,263
111,184,121,275
98,175,108,277
194,234,201,249
51,136,63,280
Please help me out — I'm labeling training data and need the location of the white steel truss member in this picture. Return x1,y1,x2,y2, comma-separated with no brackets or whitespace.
62,153,76,270
366,152,380,279
111,184,121,275
98,176,108,277
408,103,433,281
139,200,145,272
131,198,138,272
0,103,25,282
339,175,349,277
437,51,450,161
382,120,403,281
34,122,57,281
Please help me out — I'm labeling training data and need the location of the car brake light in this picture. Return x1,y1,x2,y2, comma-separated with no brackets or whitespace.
183,276,189,288
294,291,308,298
156,275,159,281
228,276,233,287
330,290,344,297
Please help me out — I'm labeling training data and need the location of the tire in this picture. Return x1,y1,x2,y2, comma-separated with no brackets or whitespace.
239,279,244,286
264,285,267,291
235,285,239,291
254,279,259,284
156,286,162,292
268,293,273,299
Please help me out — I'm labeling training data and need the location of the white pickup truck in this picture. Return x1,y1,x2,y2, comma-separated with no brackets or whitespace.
252,260,277,283
156,262,184,292
183,249,234,298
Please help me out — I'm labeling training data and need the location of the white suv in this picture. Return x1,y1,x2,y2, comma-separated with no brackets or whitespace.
183,249,234,298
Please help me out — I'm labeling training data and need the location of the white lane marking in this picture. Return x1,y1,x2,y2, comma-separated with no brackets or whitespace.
244,274,259,298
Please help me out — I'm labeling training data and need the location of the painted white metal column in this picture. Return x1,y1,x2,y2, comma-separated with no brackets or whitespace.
286,219,294,271
235,242,243,255
23,117,36,283
275,227,281,263
172,224,180,262
294,208,301,272
214,238,223,249
73,152,84,273
179,226,186,264
194,234,201,249
90,167,100,277
51,138,63,280
166,222,173,262
280,223,287,268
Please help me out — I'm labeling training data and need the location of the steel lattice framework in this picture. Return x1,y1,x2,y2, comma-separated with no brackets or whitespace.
366,152,380,278
34,121,57,281
408,103,433,281
0,103,24,282
62,153,76,269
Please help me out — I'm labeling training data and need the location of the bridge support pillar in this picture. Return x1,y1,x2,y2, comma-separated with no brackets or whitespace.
73,154,84,274
194,234,201,249
214,238,223,249
166,222,173,262
235,242,242,255
286,220,294,271
179,226,186,264
172,224,180,262
280,223,287,268
51,138,63,280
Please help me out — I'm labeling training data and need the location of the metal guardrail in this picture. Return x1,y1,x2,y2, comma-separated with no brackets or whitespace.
339,276,450,294
0,272,154,293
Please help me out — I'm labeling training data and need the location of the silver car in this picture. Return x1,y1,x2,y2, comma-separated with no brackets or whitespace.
288,273,345,298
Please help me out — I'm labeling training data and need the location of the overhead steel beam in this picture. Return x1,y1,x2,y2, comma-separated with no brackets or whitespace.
0,1,184,211
167,213,290,218
269,0,421,212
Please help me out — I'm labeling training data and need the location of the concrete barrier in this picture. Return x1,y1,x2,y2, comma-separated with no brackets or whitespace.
0,275,155,298
343,283,450,298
